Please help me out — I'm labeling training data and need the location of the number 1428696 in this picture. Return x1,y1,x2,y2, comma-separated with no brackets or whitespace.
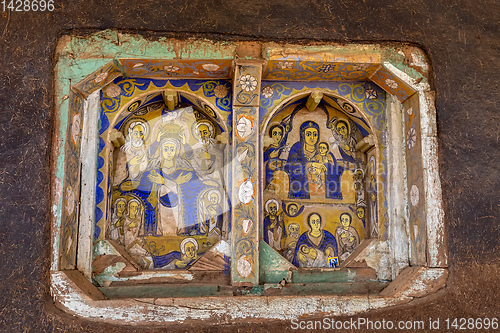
2,0,54,11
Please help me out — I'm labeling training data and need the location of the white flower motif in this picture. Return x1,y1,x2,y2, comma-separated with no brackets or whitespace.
71,113,81,145
242,218,253,235
236,116,254,139
164,65,180,72
239,74,258,92
351,63,371,71
277,61,294,69
262,86,274,99
237,256,252,278
132,62,145,68
202,63,220,71
65,186,75,215
406,107,413,115
94,72,108,84
407,127,417,150
238,179,254,204
385,78,399,90
411,185,419,207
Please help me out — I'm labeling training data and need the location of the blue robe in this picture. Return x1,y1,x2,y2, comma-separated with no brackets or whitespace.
120,158,210,236
286,141,312,199
323,152,344,200
153,251,202,269
292,230,338,267
263,146,286,186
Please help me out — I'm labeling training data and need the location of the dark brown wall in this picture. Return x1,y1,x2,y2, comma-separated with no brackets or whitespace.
0,1,498,331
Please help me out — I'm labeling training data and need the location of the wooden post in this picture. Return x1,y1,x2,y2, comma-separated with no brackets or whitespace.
162,90,178,111
306,91,323,112
231,60,264,287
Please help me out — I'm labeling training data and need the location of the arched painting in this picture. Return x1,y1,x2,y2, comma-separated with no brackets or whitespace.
107,92,229,270
262,97,375,268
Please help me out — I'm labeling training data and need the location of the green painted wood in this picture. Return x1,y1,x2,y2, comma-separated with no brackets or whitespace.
99,284,234,299
263,281,389,296
259,240,296,284
292,267,377,284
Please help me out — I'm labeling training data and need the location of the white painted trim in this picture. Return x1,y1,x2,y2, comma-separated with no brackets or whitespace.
384,62,447,268
386,95,410,278
77,90,100,279
50,268,446,325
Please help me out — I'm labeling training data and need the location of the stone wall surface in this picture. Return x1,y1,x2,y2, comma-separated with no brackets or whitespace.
0,1,498,331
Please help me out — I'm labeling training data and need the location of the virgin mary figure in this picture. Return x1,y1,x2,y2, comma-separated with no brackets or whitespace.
120,138,211,236
286,121,344,199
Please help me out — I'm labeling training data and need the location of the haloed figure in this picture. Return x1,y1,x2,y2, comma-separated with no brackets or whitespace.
335,212,360,261
204,190,223,236
110,198,127,244
121,122,149,179
152,237,199,269
264,124,289,187
292,212,338,268
263,199,286,251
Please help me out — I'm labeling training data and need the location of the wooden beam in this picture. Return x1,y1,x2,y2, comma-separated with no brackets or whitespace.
306,92,323,112
162,90,178,110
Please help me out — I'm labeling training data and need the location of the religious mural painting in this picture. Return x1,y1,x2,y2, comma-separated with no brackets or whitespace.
262,99,374,268
105,89,230,270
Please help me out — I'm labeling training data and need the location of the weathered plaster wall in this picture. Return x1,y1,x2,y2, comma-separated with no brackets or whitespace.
0,1,498,331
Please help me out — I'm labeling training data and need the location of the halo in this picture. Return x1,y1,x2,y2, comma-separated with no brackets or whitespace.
180,237,198,254
114,197,127,208
334,118,351,136
122,117,150,142
265,198,280,213
288,223,300,232
127,198,140,209
192,120,215,140
206,189,221,204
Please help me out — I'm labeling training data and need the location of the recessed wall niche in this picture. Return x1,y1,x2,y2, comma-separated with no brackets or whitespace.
50,32,447,325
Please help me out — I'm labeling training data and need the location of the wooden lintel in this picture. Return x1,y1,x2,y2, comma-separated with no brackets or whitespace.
306,92,323,112
162,91,178,111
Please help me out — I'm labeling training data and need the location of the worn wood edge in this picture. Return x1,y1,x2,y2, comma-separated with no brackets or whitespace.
379,267,448,298
341,238,377,268
51,270,415,326
106,239,141,271
60,270,107,300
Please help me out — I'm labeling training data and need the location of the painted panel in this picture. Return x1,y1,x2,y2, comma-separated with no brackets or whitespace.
231,62,262,286
95,78,233,275
264,60,380,81
405,94,427,265
59,92,84,269
259,81,389,240
119,59,233,79
72,61,123,98
371,66,415,102
261,100,373,268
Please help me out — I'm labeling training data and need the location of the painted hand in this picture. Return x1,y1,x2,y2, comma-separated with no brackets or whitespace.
147,170,164,184
175,172,192,184
129,153,145,166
